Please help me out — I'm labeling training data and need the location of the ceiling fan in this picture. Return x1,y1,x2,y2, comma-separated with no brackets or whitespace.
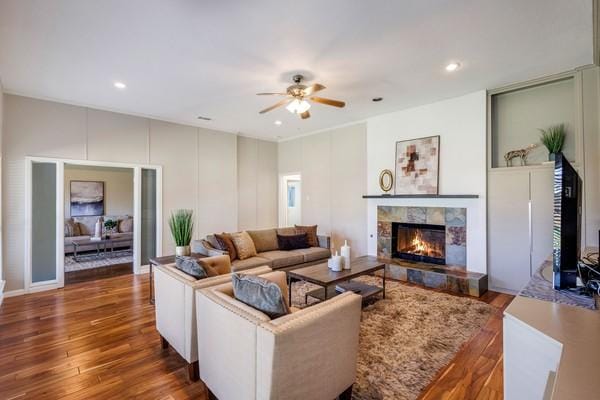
257,74,346,119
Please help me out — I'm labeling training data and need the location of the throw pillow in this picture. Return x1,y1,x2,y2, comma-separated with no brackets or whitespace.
118,217,134,233
277,233,310,251
247,229,278,253
174,256,216,279
232,273,289,319
215,233,238,261
294,225,318,247
229,231,258,260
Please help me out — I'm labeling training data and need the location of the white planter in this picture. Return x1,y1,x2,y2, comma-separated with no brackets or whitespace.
175,245,191,256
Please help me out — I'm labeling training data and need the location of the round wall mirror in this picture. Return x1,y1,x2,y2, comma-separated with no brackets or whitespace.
379,169,394,193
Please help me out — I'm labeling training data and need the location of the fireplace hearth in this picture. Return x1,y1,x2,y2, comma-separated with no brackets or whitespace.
392,222,446,265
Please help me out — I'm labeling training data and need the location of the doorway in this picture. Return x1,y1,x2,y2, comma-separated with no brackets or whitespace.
26,157,162,293
279,174,301,227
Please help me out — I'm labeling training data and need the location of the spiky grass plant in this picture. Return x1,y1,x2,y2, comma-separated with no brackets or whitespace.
169,209,194,246
539,124,566,154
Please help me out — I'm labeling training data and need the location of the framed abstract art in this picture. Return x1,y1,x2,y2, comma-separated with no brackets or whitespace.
70,180,105,216
394,135,440,194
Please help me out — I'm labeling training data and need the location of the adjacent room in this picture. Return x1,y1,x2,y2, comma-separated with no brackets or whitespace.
63,164,134,283
0,1,598,399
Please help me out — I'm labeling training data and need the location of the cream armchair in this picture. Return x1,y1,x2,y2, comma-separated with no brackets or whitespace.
153,255,271,381
196,271,362,400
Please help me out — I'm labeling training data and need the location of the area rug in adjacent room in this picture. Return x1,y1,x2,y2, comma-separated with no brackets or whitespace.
291,277,493,400
64,252,133,272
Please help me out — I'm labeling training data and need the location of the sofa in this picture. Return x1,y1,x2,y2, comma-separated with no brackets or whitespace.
64,215,133,254
153,255,272,381
196,270,362,400
191,227,331,272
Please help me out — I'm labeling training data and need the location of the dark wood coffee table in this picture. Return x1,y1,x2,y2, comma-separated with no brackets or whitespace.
287,256,386,305
148,253,205,304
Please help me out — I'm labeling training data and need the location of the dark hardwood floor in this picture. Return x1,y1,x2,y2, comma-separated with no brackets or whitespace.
65,262,133,285
0,273,512,399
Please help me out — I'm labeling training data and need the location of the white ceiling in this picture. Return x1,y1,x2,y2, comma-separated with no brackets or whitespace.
0,0,593,140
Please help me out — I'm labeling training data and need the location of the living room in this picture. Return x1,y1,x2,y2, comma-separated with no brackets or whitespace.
0,1,599,399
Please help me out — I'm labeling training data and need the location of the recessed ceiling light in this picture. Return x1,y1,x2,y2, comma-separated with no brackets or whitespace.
197,116,212,121
274,120,282,126
445,62,460,72
113,81,127,89
372,97,383,102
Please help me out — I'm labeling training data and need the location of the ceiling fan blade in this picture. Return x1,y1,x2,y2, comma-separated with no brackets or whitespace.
259,98,291,114
300,110,311,119
310,96,346,108
256,92,287,96
301,83,326,97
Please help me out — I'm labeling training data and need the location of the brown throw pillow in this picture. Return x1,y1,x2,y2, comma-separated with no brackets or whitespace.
229,231,258,260
215,233,238,261
295,225,318,247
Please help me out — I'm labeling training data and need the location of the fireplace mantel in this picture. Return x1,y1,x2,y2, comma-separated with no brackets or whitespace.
363,194,479,199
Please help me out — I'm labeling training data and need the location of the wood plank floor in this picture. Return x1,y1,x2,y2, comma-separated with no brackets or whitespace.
0,274,513,399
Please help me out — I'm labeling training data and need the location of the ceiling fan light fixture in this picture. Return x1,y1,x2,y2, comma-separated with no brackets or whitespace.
286,99,311,114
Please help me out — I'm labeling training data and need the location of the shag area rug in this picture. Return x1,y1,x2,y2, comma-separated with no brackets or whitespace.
64,252,133,272
290,277,493,400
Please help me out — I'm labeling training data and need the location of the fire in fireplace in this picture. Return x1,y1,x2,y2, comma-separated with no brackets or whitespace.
392,222,446,265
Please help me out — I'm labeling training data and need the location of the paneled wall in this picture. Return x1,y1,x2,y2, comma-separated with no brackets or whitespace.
1,94,274,292
278,123,368,257
237,136,278,230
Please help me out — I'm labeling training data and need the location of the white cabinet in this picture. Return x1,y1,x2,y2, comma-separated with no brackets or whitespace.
488,167,554,293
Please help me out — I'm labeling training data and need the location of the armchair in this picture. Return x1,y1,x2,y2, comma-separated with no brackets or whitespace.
196,271,362,400
153,255,271,381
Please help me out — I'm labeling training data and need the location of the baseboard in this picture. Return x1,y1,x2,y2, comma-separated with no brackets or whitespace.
0,280,5,306
138,264,149,274
4,288,27,298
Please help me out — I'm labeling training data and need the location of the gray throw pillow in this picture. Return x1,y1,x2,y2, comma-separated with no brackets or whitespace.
175,256,208,279
232,273,290,319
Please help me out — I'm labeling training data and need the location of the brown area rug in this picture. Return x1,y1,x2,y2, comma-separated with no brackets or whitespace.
290,277,492,400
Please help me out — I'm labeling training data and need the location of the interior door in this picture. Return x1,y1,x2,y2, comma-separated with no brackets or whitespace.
140,168,157,265
286,180,301,226
30,161,62,286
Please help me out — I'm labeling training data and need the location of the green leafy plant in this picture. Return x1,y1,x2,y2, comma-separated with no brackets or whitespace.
539,124,566,154
104,219,118,231
169,209,194,246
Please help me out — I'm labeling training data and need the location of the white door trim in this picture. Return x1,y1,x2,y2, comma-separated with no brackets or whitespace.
24,156,163,295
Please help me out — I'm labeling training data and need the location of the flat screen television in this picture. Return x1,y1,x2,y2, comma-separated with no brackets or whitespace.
552,152,582,289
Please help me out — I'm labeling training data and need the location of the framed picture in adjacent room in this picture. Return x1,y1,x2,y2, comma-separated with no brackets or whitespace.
395,135,440,194
70,181,105,216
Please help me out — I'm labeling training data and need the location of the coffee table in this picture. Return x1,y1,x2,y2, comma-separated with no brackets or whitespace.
286,256,386,305
72,236,132,262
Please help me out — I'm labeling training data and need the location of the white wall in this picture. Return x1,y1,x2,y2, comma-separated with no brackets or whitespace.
1,94,244,291
0,81,4,297
367,91,488,273
279,123,368,258
237,136,278,230
64,165,133,218
582,67,600,248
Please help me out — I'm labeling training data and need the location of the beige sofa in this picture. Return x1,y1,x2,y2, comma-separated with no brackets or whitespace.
64,215,133,254
153,255,271,381
196,270,362,400
191,227,331,272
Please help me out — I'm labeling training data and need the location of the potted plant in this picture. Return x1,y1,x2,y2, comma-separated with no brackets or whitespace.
104,219,118,238
169,209,194,256
539,123,566,161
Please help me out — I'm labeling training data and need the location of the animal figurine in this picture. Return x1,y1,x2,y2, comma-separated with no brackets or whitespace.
504,143,538,167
